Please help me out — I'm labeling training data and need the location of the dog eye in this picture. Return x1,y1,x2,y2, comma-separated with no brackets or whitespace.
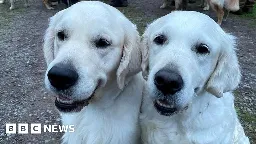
57,31,68,41
153,35,167,45
195,44,210,54
95,38,111,48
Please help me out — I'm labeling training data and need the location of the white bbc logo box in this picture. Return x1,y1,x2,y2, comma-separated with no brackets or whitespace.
6,123,42,134
6,123,74,134
6,124,16,134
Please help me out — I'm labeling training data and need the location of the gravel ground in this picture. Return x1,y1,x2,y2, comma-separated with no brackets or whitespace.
0,0,255,143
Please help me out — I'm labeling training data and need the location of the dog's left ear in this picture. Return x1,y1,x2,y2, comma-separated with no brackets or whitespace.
116,24,141,89
206,34,241,98
141,33,149,80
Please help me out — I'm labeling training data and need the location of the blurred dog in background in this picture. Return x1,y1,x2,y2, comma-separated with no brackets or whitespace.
60,0,79,7
43,0,54,9
208,0,239,24
160,0,239,25
0,0,56,10
160,0,188,10
0,0,28,10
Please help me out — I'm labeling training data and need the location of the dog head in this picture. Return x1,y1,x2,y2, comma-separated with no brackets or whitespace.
43,1,141,112
141,11,240,116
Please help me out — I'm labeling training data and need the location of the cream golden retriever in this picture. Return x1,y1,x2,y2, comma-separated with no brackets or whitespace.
43,1,143,144
140,11,250,144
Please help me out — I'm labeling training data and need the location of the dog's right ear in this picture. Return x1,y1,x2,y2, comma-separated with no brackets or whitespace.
43,23,55,66
43,10,65,66
141,33,149,80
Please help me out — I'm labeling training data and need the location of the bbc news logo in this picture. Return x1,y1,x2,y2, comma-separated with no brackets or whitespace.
6,123,75,134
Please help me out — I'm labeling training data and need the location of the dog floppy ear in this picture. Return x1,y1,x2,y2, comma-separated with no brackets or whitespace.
43,24,55,66
43,10,65,66
116,24,142,89
206,34,241,98
141,33,149,80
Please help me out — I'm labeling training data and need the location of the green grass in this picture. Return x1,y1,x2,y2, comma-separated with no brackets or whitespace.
234,91,256,124
239,4,256,26
236,107,256,122
241,4,256,18
235,107,256,143
234,90,256,143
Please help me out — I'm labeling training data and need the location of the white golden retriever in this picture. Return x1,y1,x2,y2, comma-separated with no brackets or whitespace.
43,1,143,144
140,11,250,144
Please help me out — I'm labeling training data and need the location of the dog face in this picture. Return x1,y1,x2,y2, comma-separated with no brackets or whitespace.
43,2,141,112
141,11,240,116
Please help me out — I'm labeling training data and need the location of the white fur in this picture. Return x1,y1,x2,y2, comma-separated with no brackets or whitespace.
43,2,143,144
140,11,250,144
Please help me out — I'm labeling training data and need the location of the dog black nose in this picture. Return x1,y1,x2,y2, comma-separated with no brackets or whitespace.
47,64,78,90
154,69,184,95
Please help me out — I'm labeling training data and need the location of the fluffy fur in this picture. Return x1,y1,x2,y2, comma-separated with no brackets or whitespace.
43,1,143,144
140,11,250,144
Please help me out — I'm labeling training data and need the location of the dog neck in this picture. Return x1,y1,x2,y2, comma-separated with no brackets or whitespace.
61,73,143,144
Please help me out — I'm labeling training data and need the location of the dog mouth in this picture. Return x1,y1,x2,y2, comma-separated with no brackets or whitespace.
154,99,178,116
154,99,188,116
55,95,92,112
54,81,101,113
